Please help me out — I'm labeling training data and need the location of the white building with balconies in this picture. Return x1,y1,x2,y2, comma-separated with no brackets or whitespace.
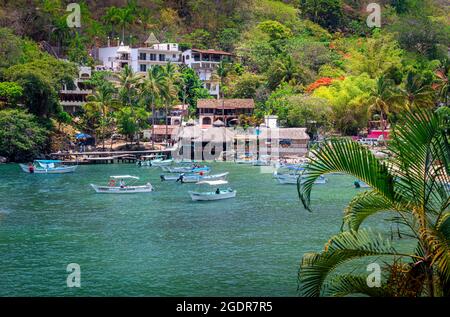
182,49,234,98
96,33,182,73
59,66,93,114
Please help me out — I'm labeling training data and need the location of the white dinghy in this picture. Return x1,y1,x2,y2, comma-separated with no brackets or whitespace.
276,174,328,185
150,159,174,167
91,175,154,194
188,180,236,201
180,172,229,183
20,160,77,174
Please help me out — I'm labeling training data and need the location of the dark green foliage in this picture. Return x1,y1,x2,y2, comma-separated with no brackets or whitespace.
177,66,210,110
0,109,48,162
0,82,23,106
299,0,345,31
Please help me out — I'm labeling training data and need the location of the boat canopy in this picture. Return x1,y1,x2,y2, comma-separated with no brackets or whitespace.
197,180,228,186
35,160,62,163
110,175,140,180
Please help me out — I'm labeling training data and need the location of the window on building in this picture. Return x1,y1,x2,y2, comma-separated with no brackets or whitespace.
186,55,190,60
139,53,146,60
167,44,170,50
159,54,165,61
140,64,147,72
150,54,156,61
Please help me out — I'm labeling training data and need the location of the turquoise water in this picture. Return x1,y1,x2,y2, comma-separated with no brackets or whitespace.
0,163,375,296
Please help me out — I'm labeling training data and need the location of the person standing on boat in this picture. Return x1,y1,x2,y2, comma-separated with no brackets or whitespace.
119,179,125,188
28,163,34,173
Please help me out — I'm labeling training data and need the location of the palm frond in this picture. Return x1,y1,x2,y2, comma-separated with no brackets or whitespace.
298,139,395,211
389,109,450,220
298,229,403,297
421,226,450,283
344,190,395,231
323,274,388,297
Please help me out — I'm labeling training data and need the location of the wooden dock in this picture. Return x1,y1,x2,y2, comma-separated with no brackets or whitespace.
50,149,174,164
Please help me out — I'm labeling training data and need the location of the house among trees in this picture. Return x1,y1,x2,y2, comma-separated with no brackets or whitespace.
59,66,93,114
143,125,180,143
197,99,255,127
95,33,182,73
182,49,234,98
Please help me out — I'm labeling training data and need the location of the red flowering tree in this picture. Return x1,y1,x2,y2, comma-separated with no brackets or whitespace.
306,77,345,93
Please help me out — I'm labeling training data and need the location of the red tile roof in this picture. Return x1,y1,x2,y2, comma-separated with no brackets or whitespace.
151,125,180,135
192,48,234,56
197,99,255,109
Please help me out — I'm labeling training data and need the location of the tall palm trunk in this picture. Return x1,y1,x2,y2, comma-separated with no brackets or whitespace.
165,102,169,147
380,108,386,145
151,101,155,149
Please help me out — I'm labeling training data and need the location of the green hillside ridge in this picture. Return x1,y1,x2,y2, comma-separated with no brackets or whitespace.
0,0,449,161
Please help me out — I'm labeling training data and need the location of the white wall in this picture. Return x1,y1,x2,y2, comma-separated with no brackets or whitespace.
98,47,119,70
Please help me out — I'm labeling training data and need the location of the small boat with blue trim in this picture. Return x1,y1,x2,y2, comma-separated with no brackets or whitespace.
90,175,154,194
189,180,237,201
19,160,77,174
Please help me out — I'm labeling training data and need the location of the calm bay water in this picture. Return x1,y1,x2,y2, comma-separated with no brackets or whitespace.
0,162,378,296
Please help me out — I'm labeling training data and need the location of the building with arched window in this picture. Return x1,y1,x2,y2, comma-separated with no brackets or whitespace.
197,99,255,128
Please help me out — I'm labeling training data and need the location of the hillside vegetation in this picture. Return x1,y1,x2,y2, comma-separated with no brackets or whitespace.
0,0,449,160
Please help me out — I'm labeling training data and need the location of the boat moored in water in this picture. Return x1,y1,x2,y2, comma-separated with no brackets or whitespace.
188,180,237,201
19,160,77,174
90,175,154,193
136,154,166,167
276,174,328,185
150,159,174,167
180,172,229,183
354,180,370,188
162,165,210,173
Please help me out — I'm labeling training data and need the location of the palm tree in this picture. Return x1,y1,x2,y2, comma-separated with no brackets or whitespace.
268,56,305,90
160,62,180,146
103,4,136,42
393,72,435,109
297,109,450,297
115,65,143,144
83,84,118,150
141,66,165,148
115,65,141,107
433,60,449,107
367,75,397,137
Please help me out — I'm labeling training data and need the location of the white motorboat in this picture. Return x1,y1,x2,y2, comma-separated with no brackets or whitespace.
180,172,229,183
150,159,174,167
160,174,185,181
252,160,271,166
20,160,77,174
188,180,237,201
276,174,300,184
162,165,210,173
136,154,166,167
354,180,370,188
90,175,154,194
276,174,328,185
235,159,256,164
